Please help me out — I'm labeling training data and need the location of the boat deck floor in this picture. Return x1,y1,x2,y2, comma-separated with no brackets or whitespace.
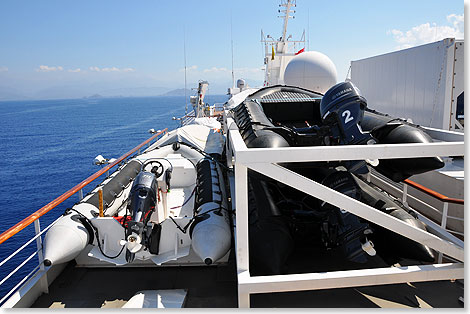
32,249,464,308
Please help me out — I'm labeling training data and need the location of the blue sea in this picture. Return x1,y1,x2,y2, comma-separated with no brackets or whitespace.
0,95,228,303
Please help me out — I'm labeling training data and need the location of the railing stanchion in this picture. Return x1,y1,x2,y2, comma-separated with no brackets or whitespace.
402,183,409,208
438,202,450,263
78,189,83,201
33,220,48,294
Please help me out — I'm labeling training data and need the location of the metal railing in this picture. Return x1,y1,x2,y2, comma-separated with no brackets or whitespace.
174,103,226,127
0,128,168,306
367,170,464,239
401,179,464,263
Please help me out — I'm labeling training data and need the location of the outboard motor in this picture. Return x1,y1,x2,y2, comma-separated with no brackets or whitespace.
124,171,158,262
320,82,376,174
320,81,374,146
319,171,375,263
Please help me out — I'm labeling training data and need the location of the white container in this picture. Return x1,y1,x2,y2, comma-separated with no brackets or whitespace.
351,38,464,131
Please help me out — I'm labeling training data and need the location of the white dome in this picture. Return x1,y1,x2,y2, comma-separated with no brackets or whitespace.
283,51,337,94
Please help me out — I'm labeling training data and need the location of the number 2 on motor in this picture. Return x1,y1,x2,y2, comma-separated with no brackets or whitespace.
342,110,354,124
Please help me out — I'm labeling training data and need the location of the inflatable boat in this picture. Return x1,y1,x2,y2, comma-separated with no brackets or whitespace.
232,82,444,275
42,124,232,267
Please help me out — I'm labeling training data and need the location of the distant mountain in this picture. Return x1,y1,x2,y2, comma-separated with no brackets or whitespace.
98,86,171,97
0,86,28,101
1,85,174,100
84,94,103,99
0,82,259,101
32,85,91,100
160,88,192,96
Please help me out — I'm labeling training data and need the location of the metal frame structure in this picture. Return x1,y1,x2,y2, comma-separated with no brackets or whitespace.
370,126,464,245
224,117,464,308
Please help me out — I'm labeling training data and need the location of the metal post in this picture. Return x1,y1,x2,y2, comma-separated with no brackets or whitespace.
34,220,48,294
438,202,450,263
226,137,233,168
235,164,249,271
235,163,250,308
402,183,408,208
78,189,83,201
238,270,251,308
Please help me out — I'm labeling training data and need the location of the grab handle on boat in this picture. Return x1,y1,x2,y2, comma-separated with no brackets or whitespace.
98,188,104,217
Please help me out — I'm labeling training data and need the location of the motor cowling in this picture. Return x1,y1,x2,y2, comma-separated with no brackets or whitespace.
125,171,158,262
129,172,158,223
320,81,373,145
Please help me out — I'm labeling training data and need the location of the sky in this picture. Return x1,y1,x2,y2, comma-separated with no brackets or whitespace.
0,0,465,98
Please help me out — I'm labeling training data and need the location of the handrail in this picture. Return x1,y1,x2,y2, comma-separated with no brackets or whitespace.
404,179,464,205
0,128,168,244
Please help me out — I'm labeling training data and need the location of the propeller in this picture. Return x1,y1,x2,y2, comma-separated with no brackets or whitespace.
361,238,376,256
119,233,143,253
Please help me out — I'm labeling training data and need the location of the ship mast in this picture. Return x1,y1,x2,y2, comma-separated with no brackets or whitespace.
261,0,304,86
280,0,295,48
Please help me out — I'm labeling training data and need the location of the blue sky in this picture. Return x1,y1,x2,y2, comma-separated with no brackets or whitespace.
0,0,464,98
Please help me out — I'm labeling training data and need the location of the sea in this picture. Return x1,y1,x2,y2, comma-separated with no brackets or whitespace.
0,94,228,303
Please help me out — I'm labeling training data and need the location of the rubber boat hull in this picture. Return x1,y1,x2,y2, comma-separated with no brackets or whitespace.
230,85,440,273
247,170,294,275
42,203,97,266
361,110,445,182
85,160,141,209
232,98,290,149
190,158,231,265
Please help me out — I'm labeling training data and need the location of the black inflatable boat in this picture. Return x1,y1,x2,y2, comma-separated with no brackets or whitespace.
231,82,444,275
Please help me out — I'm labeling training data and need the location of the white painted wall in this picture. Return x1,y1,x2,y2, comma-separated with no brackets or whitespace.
351,38,464,131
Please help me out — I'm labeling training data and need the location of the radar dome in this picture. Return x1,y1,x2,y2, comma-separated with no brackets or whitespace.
237,79,246,89
283,51,337,94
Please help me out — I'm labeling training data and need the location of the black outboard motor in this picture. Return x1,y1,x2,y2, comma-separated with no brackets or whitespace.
320,171,375,263
129,171,157,222
320,81,374,146
125,171,158,262
320,82,376,174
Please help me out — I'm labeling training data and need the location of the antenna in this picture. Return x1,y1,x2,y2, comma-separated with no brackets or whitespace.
307,8,310,51
230,11,235,88
278,0,296,43
183,28,188,115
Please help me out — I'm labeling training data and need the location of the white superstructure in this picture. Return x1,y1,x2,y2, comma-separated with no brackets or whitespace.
351,38,464,131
